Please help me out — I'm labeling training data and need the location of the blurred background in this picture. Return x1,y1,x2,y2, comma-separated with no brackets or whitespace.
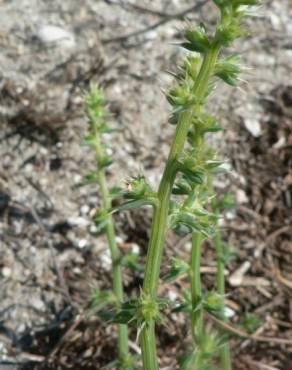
0,1,291,369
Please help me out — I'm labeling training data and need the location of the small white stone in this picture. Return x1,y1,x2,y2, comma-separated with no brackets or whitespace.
218,218,225,227
36,25,75,48
168,290,177,302
132,243,140,255
229,261,251,287
225,211,236,220
67,217,89,228
40,147,48,155
224,306,236,318
73,174,83,184
73,267,82,275
184,242,192,252
145,30,157,41
100,249,112,271
273,136,286,149
18,324,26,333
2,266,12,278
106,147,113,156
0,341,8,354
244,118,262,137
90,224,99,234
236,189,248,204
32,298,45,311
115,236,124,244
80,205,90,215
269,12,281,30
77,239,87,249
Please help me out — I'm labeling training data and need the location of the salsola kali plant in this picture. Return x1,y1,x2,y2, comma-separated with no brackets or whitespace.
84,88,133,369
116,0,260,369
84,0,261,369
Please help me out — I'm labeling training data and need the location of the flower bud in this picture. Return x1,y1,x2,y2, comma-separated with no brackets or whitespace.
215,21,243,46
182,25,210,53
215,55,241,86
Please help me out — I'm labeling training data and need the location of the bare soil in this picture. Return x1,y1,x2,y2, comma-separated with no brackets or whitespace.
0,1,291,369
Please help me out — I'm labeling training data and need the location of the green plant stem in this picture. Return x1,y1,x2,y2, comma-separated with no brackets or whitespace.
94,131,129,362
214,225,231,370
140,45,220,370
190,232,203,340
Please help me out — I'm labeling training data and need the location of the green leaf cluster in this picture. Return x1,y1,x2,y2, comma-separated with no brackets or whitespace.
102,355,139,370
91,289,117,311
121,252,143,272
214,0,261,46
182,25,211,54
168,197,216,238
118,175,158,211
164,256,190,283
179,330,223,370
113,293,169,329
84,85,114,171
215,55,241,86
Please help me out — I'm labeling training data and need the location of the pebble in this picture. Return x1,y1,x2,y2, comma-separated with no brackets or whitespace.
224,306,236,318
168,290,178,302
131,243,140,255
236,189,248,204
89,224,99,234
184,242,192,252
115,236,124,244
2,266,12,278
229,261,251,287
80,204,90,215
67,217,89,228
244,118,262,137
36,25,76,48
77,239,87,249
100,249,112,271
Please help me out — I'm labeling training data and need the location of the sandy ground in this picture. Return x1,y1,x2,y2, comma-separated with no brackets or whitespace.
0,0,291,369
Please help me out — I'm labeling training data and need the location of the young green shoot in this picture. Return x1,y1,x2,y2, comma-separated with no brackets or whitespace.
84,86,131,368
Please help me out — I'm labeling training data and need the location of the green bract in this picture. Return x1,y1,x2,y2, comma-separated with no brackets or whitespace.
215,21,243,46
215,55,241,86
118,175,158,211
113,293,169,329
183,25,211,53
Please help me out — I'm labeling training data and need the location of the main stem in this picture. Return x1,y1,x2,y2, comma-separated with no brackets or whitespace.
190,232,203,340
214,225,231,370
96,150,129,362
140,45,220,370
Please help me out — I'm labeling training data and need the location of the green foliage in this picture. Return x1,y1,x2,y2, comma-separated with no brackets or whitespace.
202,292,225,318
84,85,130,366
169,201,216,237
113,293,170,330
164,256,190,283
118,175,158,211
239,313,262,333
212,193,236,212
182,25,211,53
93,210,109,234
102,355,139,370
82,1,261,368
121,252,143,272
92,289,117,311
173,290,192,313
220,243,237,264
215,55,241,86
179,330,223,370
